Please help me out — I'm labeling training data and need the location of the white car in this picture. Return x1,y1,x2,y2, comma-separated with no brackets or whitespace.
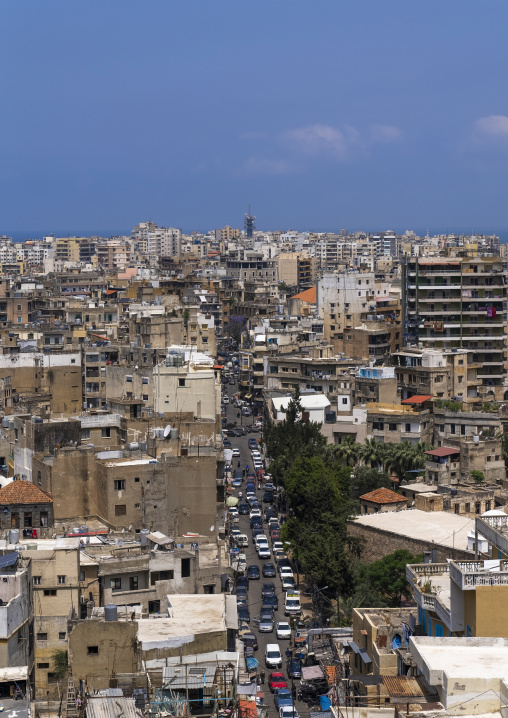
280,707,299,718
282,576,296,591
257,545,271,559
276,621,291,640
279,567,293,580
232,448,240,457
255,534,269,546
251,450,262,460
250,508,262,519
223,396,230,404
272,541,284,553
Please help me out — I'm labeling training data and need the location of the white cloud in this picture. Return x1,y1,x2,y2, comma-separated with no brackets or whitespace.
473,115,508,138
282,124,352,158
239,155,295,176
370,124,401,142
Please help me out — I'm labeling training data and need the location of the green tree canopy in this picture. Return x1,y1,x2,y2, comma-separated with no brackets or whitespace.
349,466,391,503
357,549,422,606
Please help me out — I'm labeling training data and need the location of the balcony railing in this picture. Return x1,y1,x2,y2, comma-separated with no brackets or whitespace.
449,560,508,590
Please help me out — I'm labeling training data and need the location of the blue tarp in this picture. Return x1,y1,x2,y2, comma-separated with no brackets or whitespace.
246,657,259,672
320,696,331,711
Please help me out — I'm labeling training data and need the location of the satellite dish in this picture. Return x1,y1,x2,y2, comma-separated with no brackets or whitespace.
163,425,171,438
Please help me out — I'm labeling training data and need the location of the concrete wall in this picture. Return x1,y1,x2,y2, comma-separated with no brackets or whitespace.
347,521,472,563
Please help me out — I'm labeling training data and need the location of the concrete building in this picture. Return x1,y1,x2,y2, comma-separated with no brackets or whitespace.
366,400,433,445
352,607,413,676
409,636,508,715
359,488,407,515
403,255,508,401
270,394,331,424
0,481,53,532
0,552,33,681
353,366,398,407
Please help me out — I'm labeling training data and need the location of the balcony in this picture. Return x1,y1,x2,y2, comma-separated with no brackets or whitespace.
476,515,508,556
449,559,508,590
406,563,453,630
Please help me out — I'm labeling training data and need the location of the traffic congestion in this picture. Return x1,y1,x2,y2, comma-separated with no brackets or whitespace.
220,365,313,718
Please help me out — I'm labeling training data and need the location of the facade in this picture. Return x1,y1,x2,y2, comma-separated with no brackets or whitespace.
403,255,508,401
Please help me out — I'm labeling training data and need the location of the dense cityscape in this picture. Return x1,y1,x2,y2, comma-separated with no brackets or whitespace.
0,219,505,717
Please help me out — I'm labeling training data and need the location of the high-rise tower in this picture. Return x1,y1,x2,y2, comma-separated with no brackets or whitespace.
244,205,256,239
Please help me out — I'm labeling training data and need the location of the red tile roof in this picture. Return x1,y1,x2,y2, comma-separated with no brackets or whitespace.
401,395,433,404
359,487,406,504
425,447,460,457
290,286,317,303
0,481,52,505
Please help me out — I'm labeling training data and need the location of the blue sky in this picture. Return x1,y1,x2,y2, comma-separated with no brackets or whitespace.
1,1,508,235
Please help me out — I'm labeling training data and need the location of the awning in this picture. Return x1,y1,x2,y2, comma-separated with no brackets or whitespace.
425,447,460,457
0,666,28,682
349,641,360,654
401,395,433,404
301,665,324,681
359,648,372,664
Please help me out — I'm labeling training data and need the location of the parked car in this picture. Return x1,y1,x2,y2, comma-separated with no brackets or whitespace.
287,658,302,679
239,503,250,515
263,562,277,577
269,672,287,693
240,632,258,651
276,622,291,640
255,611,274,633
236,576,249,591
279,706,299,718
247,564,260,580
232,448,240,457
262,582,276,599
263,492,274,504
238,606,250,623
265,644,283,669
274,687,292,709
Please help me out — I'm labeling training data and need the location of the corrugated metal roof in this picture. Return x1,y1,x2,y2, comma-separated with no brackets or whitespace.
382,676,436,698
86,695,143,718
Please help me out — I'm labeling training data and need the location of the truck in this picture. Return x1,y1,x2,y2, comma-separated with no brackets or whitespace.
284,590,301,617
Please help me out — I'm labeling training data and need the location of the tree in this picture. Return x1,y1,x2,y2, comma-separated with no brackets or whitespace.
330,436,361,467
225,315,247,347
358,549,422,606
51,648,68,681
470,470,485,484
360,438,385,469
263,388,326,484
349,466,391,502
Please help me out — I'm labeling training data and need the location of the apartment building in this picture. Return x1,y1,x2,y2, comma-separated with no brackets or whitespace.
0,552,33,678
403,255,508,401
393,347,482,404
353,366,398,406
366,398,433,445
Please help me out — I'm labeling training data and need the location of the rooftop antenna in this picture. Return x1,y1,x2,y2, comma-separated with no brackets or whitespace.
244,205,256,239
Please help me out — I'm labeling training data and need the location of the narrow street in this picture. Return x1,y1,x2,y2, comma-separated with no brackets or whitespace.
223,382,311,718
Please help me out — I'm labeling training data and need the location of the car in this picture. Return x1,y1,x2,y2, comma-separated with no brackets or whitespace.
269,523,281,534
263,563,277,577
252,528,264,542
230,527,241,540
274,687,292,709
248,439,258,448
286,658,302,679
255,611,274,633
262,582,276,598
250,508,262,519
263,492,274,504
276,622,291,640
284,591,301,616
263,483,276,492
250,517,263,529
265,508,278,521
236,595,248,606
239,503,250,515
272,541,284,553
223,440,232,448
271,531,281,542
263,594,278,610
279,706,299,718
232,479,242,488
257,545,271,559
268,672,288,693
238,606,250,623
247,564,260,580
232,448,240,457
282,576,296,591
238,622,251,637
223,396,229,404
241,632,258,651
278,558,292,572
280,567,294,581
265,644,283,669
236,576,249,591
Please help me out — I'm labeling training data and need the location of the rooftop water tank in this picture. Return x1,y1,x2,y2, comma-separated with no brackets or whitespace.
170,428,179,440
1,418,9,429
104,604,118,622
128,442,139,451
140,528,150,547
9,529,19,545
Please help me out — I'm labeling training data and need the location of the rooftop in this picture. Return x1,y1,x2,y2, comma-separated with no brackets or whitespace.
359,487,406,505
0,480,52,505
411,636,508,681
425,447,461,457
401,395,433,404
290,286,317,303
272,394,331,411
353,509,474,552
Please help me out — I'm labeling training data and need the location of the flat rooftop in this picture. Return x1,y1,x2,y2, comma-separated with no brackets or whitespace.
353,509,474,552
136,594,237,648
412,637,508,682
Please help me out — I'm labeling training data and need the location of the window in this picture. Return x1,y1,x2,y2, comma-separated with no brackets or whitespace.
79,571,85,581
342,398,348,405
450,424,456,434
33,576,41,585
142,377,149,385
37,663,50,669
114,480,125,490
101,427,111,438
87,646,99,655
47,673,58,683
389,423,397,431
37,632,48,641
135,503,140,509
126,375,132,383
17,304,21,311
178,378,185,387
181,558,191,578
111,578,121,591
24,513,32,528
57,575,66,585
115,505,126,516
44,589,56,596
135,477,140,482
454,504,460,514
59,632,66,640
129,576,138,591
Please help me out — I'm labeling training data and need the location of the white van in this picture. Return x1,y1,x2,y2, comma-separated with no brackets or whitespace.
265,643,282,668
284,591,301,616
236,534,249,548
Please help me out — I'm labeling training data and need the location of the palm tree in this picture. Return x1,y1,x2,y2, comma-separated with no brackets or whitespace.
360,437,384,469
334,435,361,467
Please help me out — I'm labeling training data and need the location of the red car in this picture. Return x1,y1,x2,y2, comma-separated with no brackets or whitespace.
268,672,288,693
